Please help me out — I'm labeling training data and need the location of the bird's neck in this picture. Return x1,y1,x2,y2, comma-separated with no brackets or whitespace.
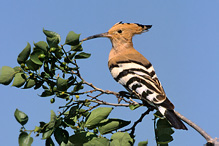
108,39,133,61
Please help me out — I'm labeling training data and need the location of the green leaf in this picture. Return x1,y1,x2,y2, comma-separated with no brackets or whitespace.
23,78,36,89
42,110,56,139
45,137,55,146
156,119,174,144
71,44,83,51
65,31,80,46
67,106,79,118
17,42,31,64
0,66,16,85
19,132,33,146
43,29,61,48
68,131,96,145
26,59,41,71
98,119,131,135
12,73,26,87
34,80,44,90
13,66,23,73
40,90,54,97
75,52,91,59
138,141,148,146
79,109,89,117
34,41,48,52
84,137,110,146
14,109,28,126
42,128,54,140
43,29,61,41
85,107,113,129
157,134,173,145
54,48,64,59
110,132,134,146
57,77,68,91
129,104,141,110
50,110,56,126
64,119,75,128
157,127,174,137
73,81,83,92
30,50,44,65
54,128,69,145
47,37,60,48
60,141,75,146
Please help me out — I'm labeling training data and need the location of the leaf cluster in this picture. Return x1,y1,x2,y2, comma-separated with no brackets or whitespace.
15,106,134,146
1,29,174,146
0,29,90,99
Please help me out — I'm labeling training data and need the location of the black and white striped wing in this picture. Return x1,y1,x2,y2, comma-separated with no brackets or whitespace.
109,60,166,106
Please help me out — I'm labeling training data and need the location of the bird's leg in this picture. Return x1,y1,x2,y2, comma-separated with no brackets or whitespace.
116,91,131,103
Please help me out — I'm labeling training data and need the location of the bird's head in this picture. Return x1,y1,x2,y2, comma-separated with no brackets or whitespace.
81,22,152,43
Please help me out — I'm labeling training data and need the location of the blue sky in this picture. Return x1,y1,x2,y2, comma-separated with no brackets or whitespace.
1,1,219,145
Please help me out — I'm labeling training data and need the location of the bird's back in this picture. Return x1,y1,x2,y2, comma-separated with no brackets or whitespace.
108,47,173,109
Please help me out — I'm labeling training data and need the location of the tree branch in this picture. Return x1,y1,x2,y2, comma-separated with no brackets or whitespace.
88,99,131,107
174,111,214,143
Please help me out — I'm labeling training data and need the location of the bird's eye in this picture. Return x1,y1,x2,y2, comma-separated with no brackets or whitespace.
117,30,122,33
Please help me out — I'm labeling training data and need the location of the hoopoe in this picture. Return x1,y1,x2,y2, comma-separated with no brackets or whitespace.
81,22,187,130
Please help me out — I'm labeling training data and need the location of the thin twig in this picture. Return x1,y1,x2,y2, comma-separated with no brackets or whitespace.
122,108,154,137
88,99,131,107
83,80,119,96
87,103,101,111
87,92,104,99
57,104,72,118
129,97,139,105
65,89,96,95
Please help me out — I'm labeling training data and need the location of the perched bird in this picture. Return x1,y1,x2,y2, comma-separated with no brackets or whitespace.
81,22,187,130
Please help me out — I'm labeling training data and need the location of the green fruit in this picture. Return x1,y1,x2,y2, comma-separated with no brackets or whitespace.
50,98,55,103
25,66,29,70
50,47,56,52
21,63,25,68
64,66,69,70
61,62,67,67
29,73,34,77
38,54,46,59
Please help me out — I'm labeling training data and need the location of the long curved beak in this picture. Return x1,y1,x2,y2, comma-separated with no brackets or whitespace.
81,32,110,42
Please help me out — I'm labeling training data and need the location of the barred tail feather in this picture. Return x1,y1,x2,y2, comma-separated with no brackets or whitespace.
158,106,188,130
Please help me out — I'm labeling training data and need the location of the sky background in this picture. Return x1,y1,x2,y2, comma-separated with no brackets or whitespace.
0,1,219,146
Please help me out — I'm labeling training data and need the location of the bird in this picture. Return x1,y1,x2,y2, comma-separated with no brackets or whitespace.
81,21,187,130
